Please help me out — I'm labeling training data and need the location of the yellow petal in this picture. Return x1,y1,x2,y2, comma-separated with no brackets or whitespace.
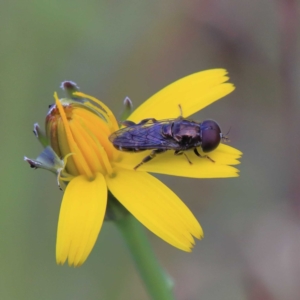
56,173,107,267
106,169,203,251
129,69,234,122
73,91,119,132
114,144,241,178
217,143,243,156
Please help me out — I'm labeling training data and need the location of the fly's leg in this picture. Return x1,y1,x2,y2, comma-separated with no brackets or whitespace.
178,104,183,117
194,148,215,163
134,149,166,170
120,120,136,127
120,118,158,127
175,104,184,120
174,150,192,164
137,118,158,125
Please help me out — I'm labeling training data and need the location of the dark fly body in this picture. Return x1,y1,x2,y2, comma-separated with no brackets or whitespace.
109,114,227,170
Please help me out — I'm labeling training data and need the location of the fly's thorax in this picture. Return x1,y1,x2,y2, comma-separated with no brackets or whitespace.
171,120,201,146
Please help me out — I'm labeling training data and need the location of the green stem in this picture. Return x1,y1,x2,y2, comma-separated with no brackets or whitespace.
115,214,175,300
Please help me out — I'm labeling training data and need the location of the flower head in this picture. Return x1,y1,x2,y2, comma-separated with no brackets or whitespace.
25,69,242,267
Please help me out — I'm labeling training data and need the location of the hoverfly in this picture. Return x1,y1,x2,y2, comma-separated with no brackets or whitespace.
109,106,228,170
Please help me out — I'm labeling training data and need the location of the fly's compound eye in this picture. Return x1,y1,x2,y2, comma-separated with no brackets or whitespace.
200,120,221,152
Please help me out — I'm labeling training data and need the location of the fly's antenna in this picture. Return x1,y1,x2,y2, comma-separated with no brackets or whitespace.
221,126,231,143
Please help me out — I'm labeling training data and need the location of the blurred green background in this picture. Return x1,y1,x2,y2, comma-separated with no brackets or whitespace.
1,1,300,299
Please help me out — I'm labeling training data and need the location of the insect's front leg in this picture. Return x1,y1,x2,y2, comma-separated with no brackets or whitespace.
174,150,192,164
194,148,215,163
134,149,166,170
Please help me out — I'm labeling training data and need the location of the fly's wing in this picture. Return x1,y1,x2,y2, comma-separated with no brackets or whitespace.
109,120,179,150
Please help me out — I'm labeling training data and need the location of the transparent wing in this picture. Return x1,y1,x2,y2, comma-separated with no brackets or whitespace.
109,120,180,150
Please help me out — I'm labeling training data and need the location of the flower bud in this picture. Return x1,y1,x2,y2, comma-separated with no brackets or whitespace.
45,92,118,179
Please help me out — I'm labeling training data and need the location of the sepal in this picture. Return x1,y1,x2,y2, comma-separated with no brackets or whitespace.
33,123,49,148
24,146,64,174
120,96,133,122
60,81,80,99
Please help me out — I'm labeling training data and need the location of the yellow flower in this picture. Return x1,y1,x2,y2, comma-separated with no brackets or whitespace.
25,69,241,267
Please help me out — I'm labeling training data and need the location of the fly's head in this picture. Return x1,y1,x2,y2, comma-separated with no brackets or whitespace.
200,120,222,152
